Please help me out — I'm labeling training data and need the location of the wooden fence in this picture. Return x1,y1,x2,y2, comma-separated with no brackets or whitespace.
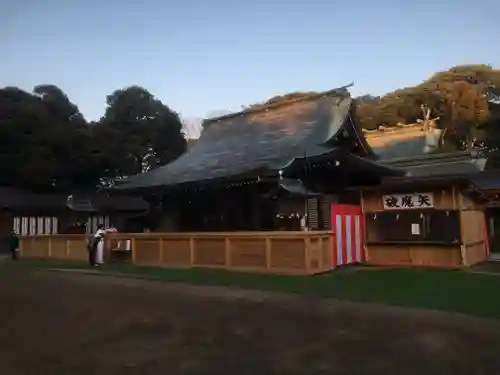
19,231,335,275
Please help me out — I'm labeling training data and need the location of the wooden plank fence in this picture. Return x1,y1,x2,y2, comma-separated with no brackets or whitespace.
19,231,335,275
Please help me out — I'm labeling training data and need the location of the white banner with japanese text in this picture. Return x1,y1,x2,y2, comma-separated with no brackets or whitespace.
382,193,434,210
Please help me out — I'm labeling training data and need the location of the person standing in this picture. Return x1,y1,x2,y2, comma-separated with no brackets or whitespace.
7,231,20,260
86,234,98,267
94,224,107,265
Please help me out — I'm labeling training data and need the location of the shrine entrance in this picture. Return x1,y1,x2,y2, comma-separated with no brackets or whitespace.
330,204,365,267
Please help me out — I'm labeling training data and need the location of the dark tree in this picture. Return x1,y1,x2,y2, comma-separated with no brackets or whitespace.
355,65,500,151
96,86,187,177
0,85,108,191
0,86,60,190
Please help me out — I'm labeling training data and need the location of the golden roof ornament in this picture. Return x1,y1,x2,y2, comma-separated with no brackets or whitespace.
416,104,444,153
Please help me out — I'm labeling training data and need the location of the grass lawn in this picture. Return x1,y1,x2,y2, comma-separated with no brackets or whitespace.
3,258,500,319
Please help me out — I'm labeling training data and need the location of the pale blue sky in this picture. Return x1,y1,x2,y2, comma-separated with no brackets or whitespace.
2,0,499,137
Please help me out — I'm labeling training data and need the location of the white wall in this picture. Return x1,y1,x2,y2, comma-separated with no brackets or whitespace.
13,216,58,235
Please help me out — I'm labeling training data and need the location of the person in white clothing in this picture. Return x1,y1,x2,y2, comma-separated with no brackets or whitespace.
94,224,107,265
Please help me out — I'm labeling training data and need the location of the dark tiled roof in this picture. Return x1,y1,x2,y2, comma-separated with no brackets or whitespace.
470,171,500,191
67,193,149,212
372,136,430,161
404,158,486,177
279,178,320,196
0,187,63,211
0,187,148,212
367,127,448,161
366,126,488,178
381,151,487,177
376,175,472,191
113,86,365,190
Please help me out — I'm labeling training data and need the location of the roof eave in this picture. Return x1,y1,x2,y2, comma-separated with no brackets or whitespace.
107,167,279,194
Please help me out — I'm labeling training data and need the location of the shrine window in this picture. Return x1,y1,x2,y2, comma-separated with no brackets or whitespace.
366,209,461,244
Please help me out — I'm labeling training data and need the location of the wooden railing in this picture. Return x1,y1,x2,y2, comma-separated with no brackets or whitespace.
21,234,88,261
19,231,335,275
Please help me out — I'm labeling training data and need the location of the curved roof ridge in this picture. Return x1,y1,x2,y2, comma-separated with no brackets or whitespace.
110,83,372,191
202,83,353,127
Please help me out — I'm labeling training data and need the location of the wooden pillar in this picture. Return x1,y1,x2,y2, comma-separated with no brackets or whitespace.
131,238,137,263
159,238,164,264
265,237,272,269
47,236,53,258
189,237,195,266
304,237,311,270
458,190,466,266
225,237,232,267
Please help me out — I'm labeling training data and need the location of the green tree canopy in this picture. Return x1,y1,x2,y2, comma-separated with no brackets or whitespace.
0,85,187,191
96,86,186,177
245,64,500,149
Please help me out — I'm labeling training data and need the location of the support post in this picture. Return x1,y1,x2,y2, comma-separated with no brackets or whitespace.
265,237,272,269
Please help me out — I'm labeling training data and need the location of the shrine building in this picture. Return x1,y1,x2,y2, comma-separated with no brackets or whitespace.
109,85,494,270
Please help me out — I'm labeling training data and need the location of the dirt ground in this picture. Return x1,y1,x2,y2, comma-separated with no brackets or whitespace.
1,270,500,375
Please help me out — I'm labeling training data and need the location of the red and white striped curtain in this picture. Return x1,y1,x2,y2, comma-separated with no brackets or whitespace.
330,204,365,267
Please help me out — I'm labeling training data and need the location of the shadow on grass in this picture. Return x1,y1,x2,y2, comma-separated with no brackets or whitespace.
4,258,500,319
